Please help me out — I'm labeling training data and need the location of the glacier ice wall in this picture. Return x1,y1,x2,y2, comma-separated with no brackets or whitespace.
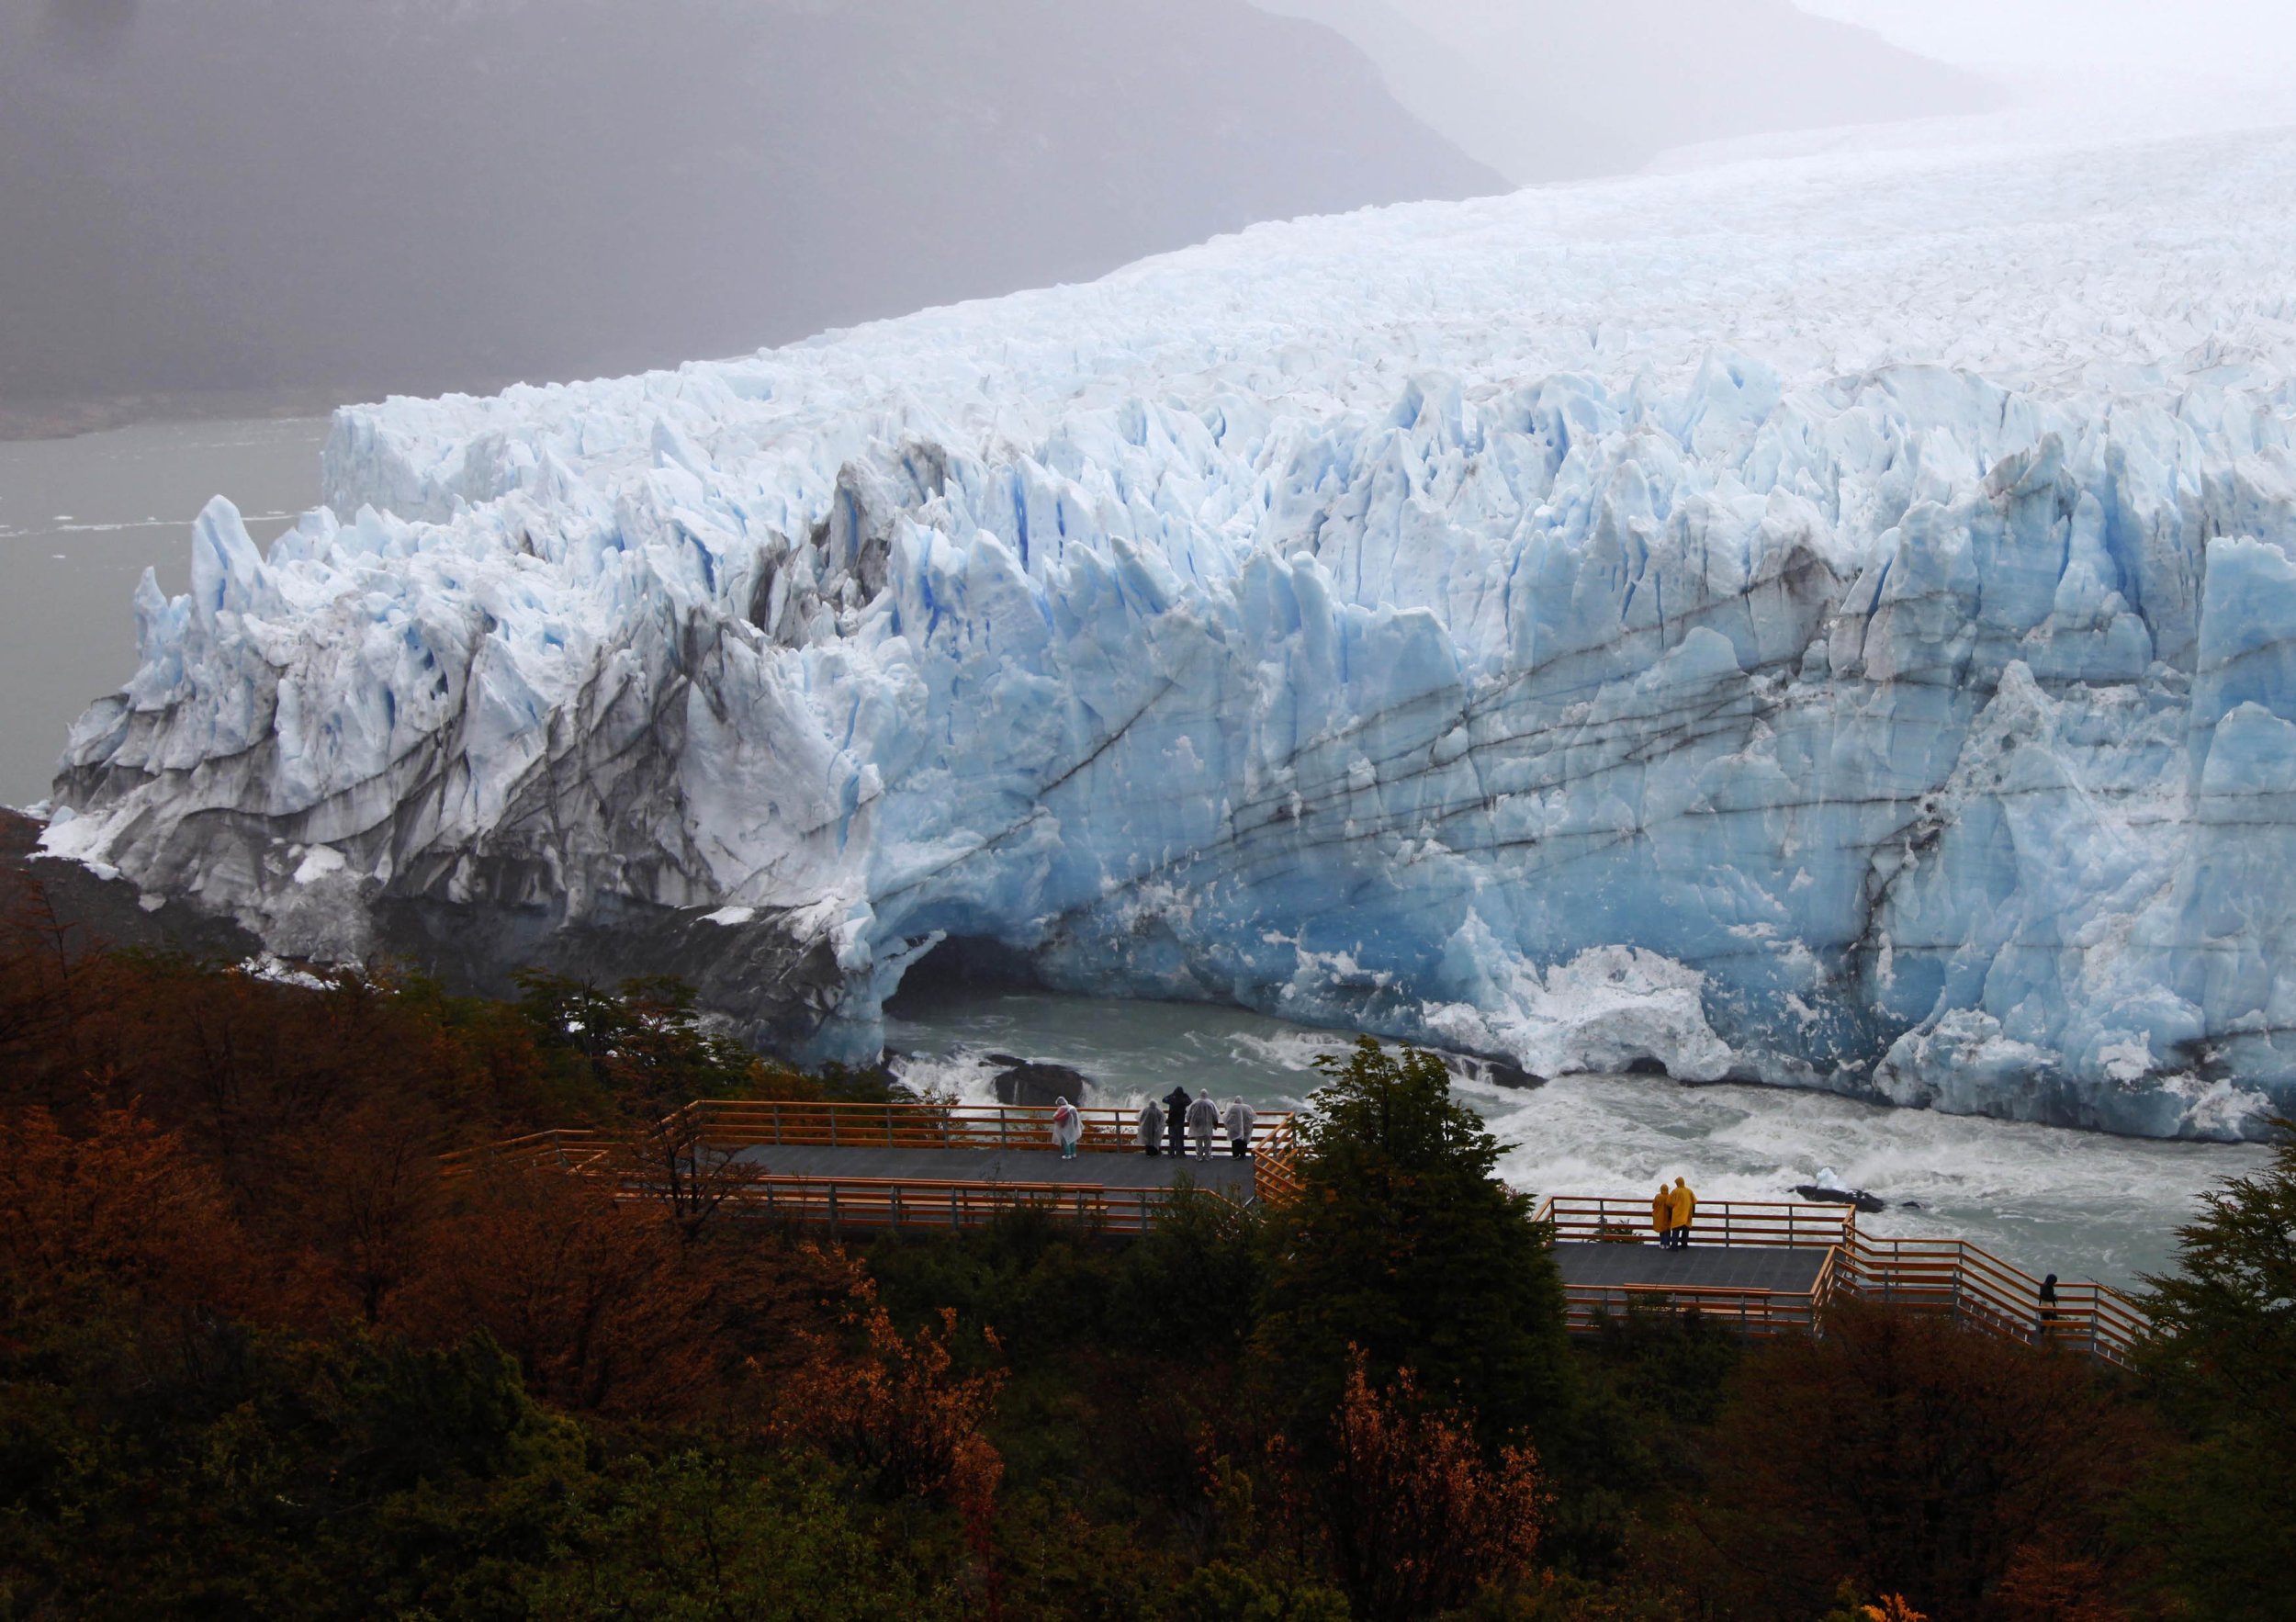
47,130,2296,1138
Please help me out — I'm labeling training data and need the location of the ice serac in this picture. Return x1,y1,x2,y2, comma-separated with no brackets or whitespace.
46,130,2296,1140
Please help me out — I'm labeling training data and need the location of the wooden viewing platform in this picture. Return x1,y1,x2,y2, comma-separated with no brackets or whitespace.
442,1098,1303,1236
1537,1195,2151,1369
445,1104,2151,1367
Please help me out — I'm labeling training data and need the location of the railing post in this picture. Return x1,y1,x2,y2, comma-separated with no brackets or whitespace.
829,1109,838,1148
772,1100,782,1145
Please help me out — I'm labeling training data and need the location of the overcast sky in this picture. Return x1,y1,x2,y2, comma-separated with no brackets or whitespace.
1797,0,2296,76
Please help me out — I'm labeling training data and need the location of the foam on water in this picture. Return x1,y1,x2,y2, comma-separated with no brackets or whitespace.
887,989,2266,1289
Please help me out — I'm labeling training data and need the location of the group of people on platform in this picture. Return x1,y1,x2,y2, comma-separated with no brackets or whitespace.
1043,1089,1258,1161
1650,1177,1698,1246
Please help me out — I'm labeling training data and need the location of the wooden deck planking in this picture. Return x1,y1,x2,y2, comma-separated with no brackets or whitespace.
1554,1241,1831,1294
727,1142,1259,1196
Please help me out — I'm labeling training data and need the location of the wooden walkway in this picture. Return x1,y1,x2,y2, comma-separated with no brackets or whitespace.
1536,1195,2148,1367
444,1099,1302,1236
727,1142,1258,1197
444,1104,2150,1367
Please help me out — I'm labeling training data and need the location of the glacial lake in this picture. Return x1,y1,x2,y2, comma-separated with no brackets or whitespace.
887,985,2269,1293
0,415,332,807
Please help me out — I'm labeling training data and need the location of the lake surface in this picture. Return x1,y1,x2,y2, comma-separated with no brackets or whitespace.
885,986,2268,1292
0,416,332,806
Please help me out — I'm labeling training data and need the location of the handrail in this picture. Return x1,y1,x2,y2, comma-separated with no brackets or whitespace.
673,1098,1296,1158
1541,1191,2148,1369
1253,1115,1306,1206
1536,1195,1855,1250
440,1098,1301,1233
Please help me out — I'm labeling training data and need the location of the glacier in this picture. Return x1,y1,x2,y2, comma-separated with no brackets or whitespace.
43,128,2296,1140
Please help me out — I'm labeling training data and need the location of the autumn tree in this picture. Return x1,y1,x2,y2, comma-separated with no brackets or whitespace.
1268,1350,1546,1622
393,1164,732,1416
780,1275,1007,1522
1695,1303,2155,1619
0,1101,246,1327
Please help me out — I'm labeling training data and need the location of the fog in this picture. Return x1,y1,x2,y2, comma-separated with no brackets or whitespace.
0,0,1504,418
2,0,2007,422
1799,0,2296,76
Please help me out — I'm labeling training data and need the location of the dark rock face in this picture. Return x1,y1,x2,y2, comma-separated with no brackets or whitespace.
1439,1051,1546,1091
0,809,258,962
990,1058,1096,1109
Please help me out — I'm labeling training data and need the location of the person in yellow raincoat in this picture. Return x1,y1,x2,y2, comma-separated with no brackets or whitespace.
1650,1184,1674,1246
1668,1177,1696,1248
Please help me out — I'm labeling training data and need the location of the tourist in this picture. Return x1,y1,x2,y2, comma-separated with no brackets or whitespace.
1651,1183,1674,1247
1223,1096,1255,1157
1137,1098,1163,1155
2039,1272,2059,1337
1051,1097,1082,1160
1162,1085,1192,1157
1669,1177,1696,1247
1187,1089,1221,1158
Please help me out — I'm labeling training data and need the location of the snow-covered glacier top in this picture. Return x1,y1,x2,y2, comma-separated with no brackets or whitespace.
49,128,2296,1138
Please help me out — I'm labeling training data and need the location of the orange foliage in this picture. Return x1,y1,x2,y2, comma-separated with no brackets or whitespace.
1273,1349,1545,1622
0,1102,245,1323
388,1164,735,1416
1991,1545,2133,1622
778,1276,1006,1526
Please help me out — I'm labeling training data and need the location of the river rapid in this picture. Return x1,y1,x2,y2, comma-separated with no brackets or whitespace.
886,985,2268,1292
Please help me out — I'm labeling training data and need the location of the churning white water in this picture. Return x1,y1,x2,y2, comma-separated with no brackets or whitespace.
884,987,2269,1292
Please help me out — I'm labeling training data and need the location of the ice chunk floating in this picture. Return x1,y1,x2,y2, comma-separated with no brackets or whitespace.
46,129,2296,1139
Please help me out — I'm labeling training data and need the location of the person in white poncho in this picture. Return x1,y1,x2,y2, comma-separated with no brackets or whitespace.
1136,1098,1163,1156
1185,1089,1221,1158
1051,1097,1083,1160
1222,1097,1255,1158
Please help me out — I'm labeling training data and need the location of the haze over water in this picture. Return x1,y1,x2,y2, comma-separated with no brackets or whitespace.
0,417,329,807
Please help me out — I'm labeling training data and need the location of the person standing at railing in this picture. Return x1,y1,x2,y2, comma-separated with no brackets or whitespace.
1163,1085,1192,1158
1668,1177,1697,1248
1187,1089,1221,1158
1650,1183,1675,1247
1137,1099,1164,1155
1223,1097,1255,1158
1052,1098,1083,1161
2038,1272,2058,1339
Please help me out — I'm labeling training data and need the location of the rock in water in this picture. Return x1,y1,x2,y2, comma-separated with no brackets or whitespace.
43,130,2296,1141
991,1060,1096,1109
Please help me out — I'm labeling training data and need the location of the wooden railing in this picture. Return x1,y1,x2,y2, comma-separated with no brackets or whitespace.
1538,1195,1856,1250
1253,1114,1306,1206
658,1098,1296,1158
1537,1192,2150,1369
442,1098,1303,1233
683,1172,1174,1235
1837,1233,2147,1369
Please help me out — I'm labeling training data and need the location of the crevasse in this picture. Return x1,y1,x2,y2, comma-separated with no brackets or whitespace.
45,130,2296,1138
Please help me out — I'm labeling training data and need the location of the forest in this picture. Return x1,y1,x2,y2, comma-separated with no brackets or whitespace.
0,860,2290,1622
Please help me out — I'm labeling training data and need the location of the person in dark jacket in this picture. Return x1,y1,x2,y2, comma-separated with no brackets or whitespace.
1162,1085,1192,1158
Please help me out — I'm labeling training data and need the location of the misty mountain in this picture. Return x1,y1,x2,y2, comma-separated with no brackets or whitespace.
0,0,1502,411
1258,0,2000,183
